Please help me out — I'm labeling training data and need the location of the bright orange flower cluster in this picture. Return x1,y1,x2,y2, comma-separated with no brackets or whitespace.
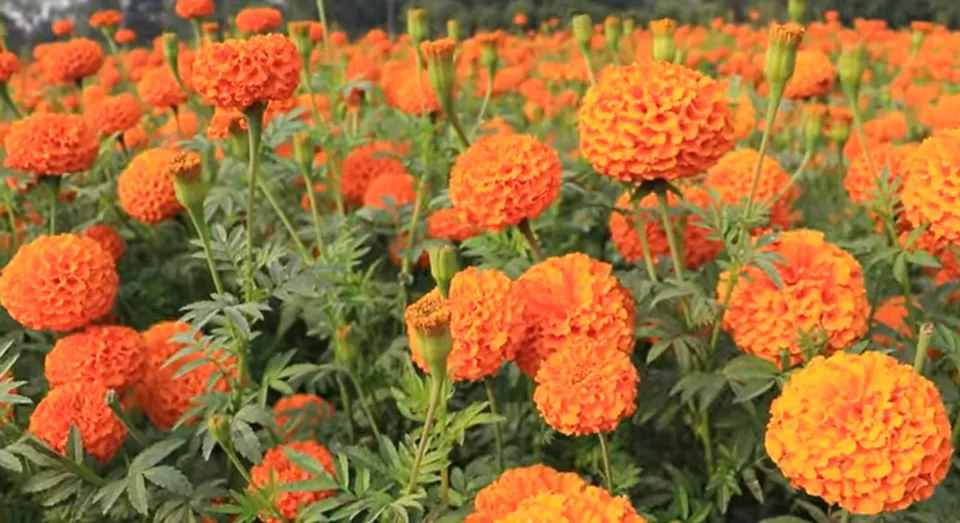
449,134,561,232
45,325,145,399
192,34,301,110
845,142,917,210
114,29,136,44
0,234,118,332
766,351,954,514
4,113,99,176
29,382,126,463
363,172,416,213
207,108,248,138
137,66,187,109
118,148,184,224
175,0,215,19
704,147,798,228
249,441,336,523
90,10,123,29
578,60,735,182
783,50,835,100
88,92,143,136
427,208,480,243
499,489,646,523
52,19,74,37
272,393,335,441
235,7,284,34
40,38,105,83
843,111,909,160
901,129,960,253
340,141,408,205
383,68,441,116
467,465,590,523
719,230,869,366
83,224,126,263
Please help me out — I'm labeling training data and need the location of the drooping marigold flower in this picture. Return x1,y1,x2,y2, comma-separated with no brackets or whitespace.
845,142,917,207
766,351,953,515
41,38,105,83
272,393,335,441
0,234,118,332
362,172,416,213
88,92,143,136
136,66,187,109
4,113,99,176
0,52,19,82
52,19,74,37
250,441,337,523
83,224,125,262
782,50,835,100
578,60,735,182
340,141,408,205
29,382,126,463
704,147,798,228
449,134,561,233
45,325,145,399
533,338,639,436
136,321,236,431
497,488,647,523
901,129,960,252
235,7,284,34
175,0,215,19
610,187,721,269
90,10,123,29
719,230,869,366
192,34,301,110
513,253,636,377
466,464,588,523
427,208,480,243
118,148,183,224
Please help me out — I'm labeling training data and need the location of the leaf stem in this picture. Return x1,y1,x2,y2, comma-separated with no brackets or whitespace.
243,105,265,302
517,219,543,261
655,189,685,282
348,372,382,445
405,373,444,494
597,432,613,492
484,378,505,472
257,178,312,262
335,374,356,443
185,203,224,294
914,323,933,374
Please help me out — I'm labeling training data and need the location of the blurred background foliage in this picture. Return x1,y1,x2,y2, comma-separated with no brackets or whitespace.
1,0,958,53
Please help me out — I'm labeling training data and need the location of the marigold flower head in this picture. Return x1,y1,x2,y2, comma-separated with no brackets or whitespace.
117,148,183,224
783,50,835,100
719,230,869,366
235,7,284,34
193,34,301,110
427,208,480,243
498,488,647,523
45,325,145,398
83,224,125,262
0,234,118,332
704,147,798,228
273,393,335,441
405,288,451,338
52,19,74,37
766,351,953,514
4,113,99,176
250,441,336,523
0,52,19,82
207,107,248,138
88,92,143,136
449,134,560,232
41,38,105,83
114,28,136,44
340,141,408,205
466,464,588,523
363,172,416,212
731,92,756,142
383,67,441,116
29,382,126,463
90,10,123,29
871,296,915,350
513,253,636,377
137,66,187,109
420,38,457,61
176,0,215,19
845,142,916,207
901,129,960,252
842,111,908,160
579,61,734,182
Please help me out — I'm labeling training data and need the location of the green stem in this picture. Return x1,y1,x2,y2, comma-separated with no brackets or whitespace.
447,112,471,153
631,202,659,283
257,178,311,262
597,432,614,492
336,374,356,443
578,44,597,86
185,203,225,294
517,219,543,261
1,187,19,253
773,149,813,204
839,509,851,523
914,323,933,374
847,93,880,183
27,439,106,487
405,373,444,494
348,373,382,444
315,0,331,58
471,73,494,135
709,263,739,350
106,393,148,449
46,180,59,235
743,90,782,222
401,156,432,280
222,444,288,522
190,19,203,49
243,105,265,301
696,409,715,475
952,408,960,445
0,84,22,118
300,167,325,254
655,189,685,281
484,378,505,472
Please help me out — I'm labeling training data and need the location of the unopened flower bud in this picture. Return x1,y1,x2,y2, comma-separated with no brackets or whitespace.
405,291,452,377
572,14,592,49
788,0,807,24
407,8,429,45
802,103,827,154
292,133,313,173
428,245,459,297
446,19,461,42
838,41,865,100
828,108,852,146
288,22,313,62
765,23,805,99
623,18,635,37
604,16,622,55
167,151,209,209
207,414,230,447
420,38,457,117
161,32,180,72
650,19,677,62
334,323,359,371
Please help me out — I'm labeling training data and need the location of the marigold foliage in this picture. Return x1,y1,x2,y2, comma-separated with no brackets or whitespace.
272,393,335,441
704,147,798,228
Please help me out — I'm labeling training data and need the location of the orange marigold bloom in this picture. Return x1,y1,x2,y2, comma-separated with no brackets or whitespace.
207,107,248,138
610,187,721,269
731,92,756,142
340,141,408,205
383,68,441,116
842,111,908,160
235,7,284,34
45,325,145,397
719,230,869,366
0,234,118,332
114,28,136,44
193,34,301,110
176,0,215,19
578,60,734,182
0,52,19,82
52,19,74,37
362,172,416,212
498,488,647,523
449,134,561,233
4,113,98,176
83,224,125,262
783,50,835,100
88,92,143,136
90,10,123,29
704,148,798,228
845,142,917,206
466,464,588,523
273,393,335,440
29,382,126,463
118,148,183,224
513,253,636,377
250,441,336,523
41,38,105,83
766,351,953,515
427,208,480,243
137,66,187,109
871,296,913,350
136,321,236,431
902,129,960,252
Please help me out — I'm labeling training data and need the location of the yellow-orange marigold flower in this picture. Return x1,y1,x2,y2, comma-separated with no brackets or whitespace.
41,38,105,83
4,113,99,176
513,253,636,377
90,10,123,29
250,441,336,523
783,50,835,100
235,7,284,34
118,148,183,224
176,0,215,19
719,229,869,366
497,488,647,523
340,141,408,205
82,224,125,263
52,19,74,37
578,60,735,182
114,29,136,44
383,68,441,116
449,134,561,232
29,382,126,463
845,142,917,206
363,172,416,211
272,393,335,441
88,92,143,136
427,208,480,242
704,147,798,228
0,234,118,332
45,325,145,397
137,66,187,109
731,91,756,142
901,129,960,252
843,111,908,160
193,34,301,110
766,351,953,515
466,464,588,523
207,107,248,138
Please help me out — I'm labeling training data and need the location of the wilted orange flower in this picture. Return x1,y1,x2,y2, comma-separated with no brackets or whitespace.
719,230,869,366
52,19,74,37
29,382,126,463
449,134,560,232
362,172,416,213
4,113,98,177
498,488,647,523
845,142,917,207
235,7,284,34
45,325,145,398
0,52,19,82
88,92,143,136
340,141,408,205
137,66,187,109
902,129,960,252
766,351,953,515
513,253,636,377
0,234,118,332
90,10,123,29
176,0,215,19
783,50,835,100
704,147,798,228
272,393,335,440
193,34,301,110
427,208,480,243
579,60,734,182
466,464,588,523
41,38,105,83
250,441,336,523
83,224,125,262
118,148,183,224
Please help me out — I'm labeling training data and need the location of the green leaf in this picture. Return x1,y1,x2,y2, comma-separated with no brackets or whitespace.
95,480,129,514
23,470,72,493
230,420,263,464
0,448,21,472
127,473,150,515
144,466,194,497
130,438,186,475
722,355,780,381
758,518,811,523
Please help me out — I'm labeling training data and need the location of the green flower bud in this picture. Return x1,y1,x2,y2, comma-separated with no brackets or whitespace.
334,324,360,371
407,8,429,45
421,38,458,118
604,16,622,55
788,0,807,24
802,104,827,154
428,245,459,298
650,19,677,62
446,19,461,42
838,41,865,100
764,23,805,100
405,291,452,377
572,14,592,49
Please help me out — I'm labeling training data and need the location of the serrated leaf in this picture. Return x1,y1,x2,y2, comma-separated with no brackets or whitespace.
95,480,128,513
130,439,186,475
144,466,194,497
230,419,262,464
127,473,150,515
0,448,22,472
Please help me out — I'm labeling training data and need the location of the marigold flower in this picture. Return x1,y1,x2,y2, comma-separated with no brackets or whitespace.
466,464,588,523
41,38,105,83
719,229,869,366
783,50,835,100
114,28,136,44
842,111,908,160
902,129,960,252
83,224,125,262
29,382,126,463
362,172,416,212
250,441,336,522
0,234,118,332
45,325,145,398
341,141,408,205
273,393,335,441
0,52,18,82
578,60,734,182
235,7,284,34
766,351,953,515
118,148,184,224
207,107,248,138
90,10,123,29
513,253,636,377
427,208,480,242
88,92,143,136
449,134,560,232
52,19,74,37
732,92,756,142
4,113,99,176
845,142,917,208
192,34,301,110
176,0,215,19
383,68,441,116
704,147,798,228
137,66,187,109
498,488,647,523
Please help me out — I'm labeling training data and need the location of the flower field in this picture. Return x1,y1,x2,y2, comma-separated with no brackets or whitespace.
1,0,960,522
